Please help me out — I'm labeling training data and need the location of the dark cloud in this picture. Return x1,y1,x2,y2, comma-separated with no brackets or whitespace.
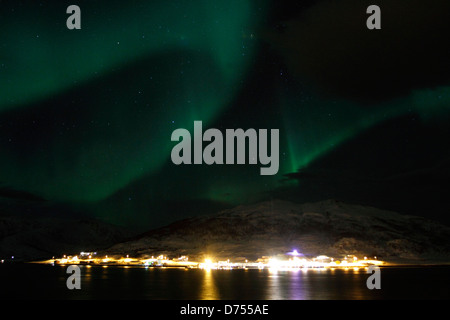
265,0,450,103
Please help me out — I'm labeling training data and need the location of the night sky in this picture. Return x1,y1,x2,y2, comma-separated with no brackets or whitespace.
1,0,450,230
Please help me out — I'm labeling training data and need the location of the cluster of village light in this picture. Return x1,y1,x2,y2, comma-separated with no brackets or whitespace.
199,253,383,271
35,250,384,270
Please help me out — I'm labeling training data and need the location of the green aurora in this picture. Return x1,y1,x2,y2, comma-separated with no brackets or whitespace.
1,0,450,228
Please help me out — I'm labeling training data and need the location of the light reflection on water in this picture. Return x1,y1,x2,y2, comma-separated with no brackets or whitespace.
200,269,219,300
265,269,308,300
1,264,449,299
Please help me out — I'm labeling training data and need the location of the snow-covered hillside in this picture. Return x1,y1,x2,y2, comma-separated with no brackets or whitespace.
106,199,450,263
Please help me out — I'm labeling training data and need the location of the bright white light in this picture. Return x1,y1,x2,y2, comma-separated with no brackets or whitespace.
200,258,215,270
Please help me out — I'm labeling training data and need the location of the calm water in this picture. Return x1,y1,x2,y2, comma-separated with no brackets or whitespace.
1,264,449,299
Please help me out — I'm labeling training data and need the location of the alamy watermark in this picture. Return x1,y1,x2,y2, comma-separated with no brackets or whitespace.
170,121,280,175
66,265,81,290
366,265,381,290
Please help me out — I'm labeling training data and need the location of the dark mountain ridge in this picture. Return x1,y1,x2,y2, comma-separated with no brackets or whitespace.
106,199,450,263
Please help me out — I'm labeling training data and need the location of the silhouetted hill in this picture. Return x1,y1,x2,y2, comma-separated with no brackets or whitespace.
281,114,450,226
